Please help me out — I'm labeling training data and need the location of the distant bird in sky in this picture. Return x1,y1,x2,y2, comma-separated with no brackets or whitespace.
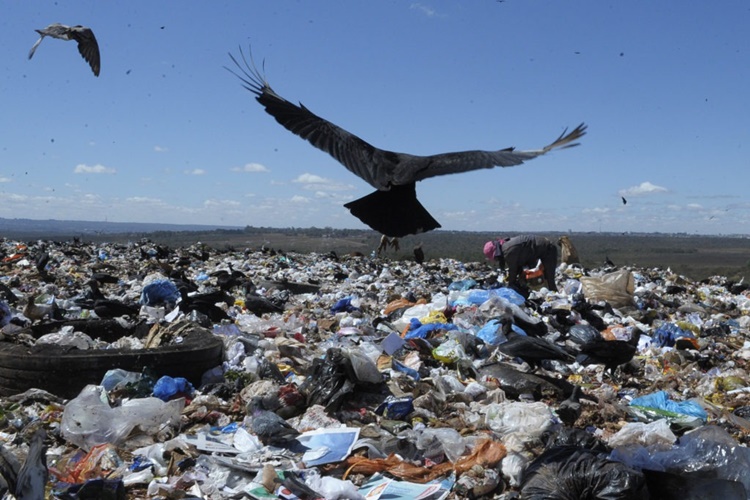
621,196,627,205
228,47,586,237
28,23,100,76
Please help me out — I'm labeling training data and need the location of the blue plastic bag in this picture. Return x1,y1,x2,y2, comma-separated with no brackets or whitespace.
466,287,526,306
654,323,695,348
630,390,707,421
404,318,458,340
152,375,194,401
140,279,180,306
330,296,359,313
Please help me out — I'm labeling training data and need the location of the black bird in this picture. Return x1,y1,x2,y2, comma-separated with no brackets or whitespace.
178,288,230,323
497,317,574,370
556,385,582,426
28,23,100,76
575,329,642,381
248,397,302,448
621,196,628,205
413,243,425,264
604,255,615,268
90,272,119,285
228,48,587,237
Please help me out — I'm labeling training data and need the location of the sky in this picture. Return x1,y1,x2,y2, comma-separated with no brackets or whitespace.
1,1,749,236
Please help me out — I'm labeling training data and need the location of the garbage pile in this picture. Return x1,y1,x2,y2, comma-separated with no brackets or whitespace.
2,237,750,499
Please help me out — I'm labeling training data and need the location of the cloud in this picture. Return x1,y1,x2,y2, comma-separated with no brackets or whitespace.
292,173,354,192
154,145,168,153
583,207,611,214
184,168,206,176
0,177,11,183
410,3,442,18
232,162,269,173
619,181,668,197
74,163,116,174
291,195,311,203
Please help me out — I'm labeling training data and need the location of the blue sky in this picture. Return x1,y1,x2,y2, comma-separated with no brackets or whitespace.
1,1,748,235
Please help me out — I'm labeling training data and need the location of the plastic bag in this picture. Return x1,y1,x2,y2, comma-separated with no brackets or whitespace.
343,347,383,384
611,425,750,496
580,269,635,308
152,375,195,401
629,390,708,422
521,446,648,499
61,385,184,450
607,419,676,450
416,427,466,463
304,469,365,500
139,279,180,306
485,401,554,439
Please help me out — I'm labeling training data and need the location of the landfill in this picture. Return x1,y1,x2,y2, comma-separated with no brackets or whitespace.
1,236,750,499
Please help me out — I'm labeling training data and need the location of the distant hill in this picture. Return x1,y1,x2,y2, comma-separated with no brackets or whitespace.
0,217,241,238
2,217,749,282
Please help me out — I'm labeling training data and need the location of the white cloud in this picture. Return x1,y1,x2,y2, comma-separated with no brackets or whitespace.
293,173,354,191
154,146,168,153
687,203,703,210
184,169,206,176
291,195,311,203
232,162,269,173
410,3,441,18
0,177,11,183
619,181,668,197
583,207,611,214
294,173,328,184
74,163,116,174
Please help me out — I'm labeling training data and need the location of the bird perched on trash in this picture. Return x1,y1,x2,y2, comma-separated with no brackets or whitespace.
575,329,643,382
14,428,48,500
23,295,63,323
247,397,303,448
413,243,425,264
227,47,587,237
496,316,575,370
28,23,101,76
556,385,583,426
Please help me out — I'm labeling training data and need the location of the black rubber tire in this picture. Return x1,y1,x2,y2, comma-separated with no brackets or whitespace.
0,321,224,398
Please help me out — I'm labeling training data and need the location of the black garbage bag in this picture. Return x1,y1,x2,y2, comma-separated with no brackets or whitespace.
521,446,648,500
643,469,746,500
299,347,357,412
544,428,610,454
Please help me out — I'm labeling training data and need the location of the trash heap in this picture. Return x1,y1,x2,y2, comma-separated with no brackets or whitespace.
2,237,750,499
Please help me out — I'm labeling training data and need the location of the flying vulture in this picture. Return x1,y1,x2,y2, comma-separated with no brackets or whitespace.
228,48,586,237
28,23,100,76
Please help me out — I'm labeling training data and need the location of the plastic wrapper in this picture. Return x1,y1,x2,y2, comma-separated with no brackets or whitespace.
580,269,635,309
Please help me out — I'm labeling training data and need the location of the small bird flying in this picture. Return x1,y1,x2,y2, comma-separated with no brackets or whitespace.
228,47,586,237
28,23,100,76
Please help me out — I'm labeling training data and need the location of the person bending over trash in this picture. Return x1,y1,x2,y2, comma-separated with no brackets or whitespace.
484,235,558,292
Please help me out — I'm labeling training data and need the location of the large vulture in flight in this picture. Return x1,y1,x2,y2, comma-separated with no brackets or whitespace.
28,23,100,77
229,48,586,237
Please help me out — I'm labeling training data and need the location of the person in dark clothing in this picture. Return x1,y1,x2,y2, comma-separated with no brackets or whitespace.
484,235,559,292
